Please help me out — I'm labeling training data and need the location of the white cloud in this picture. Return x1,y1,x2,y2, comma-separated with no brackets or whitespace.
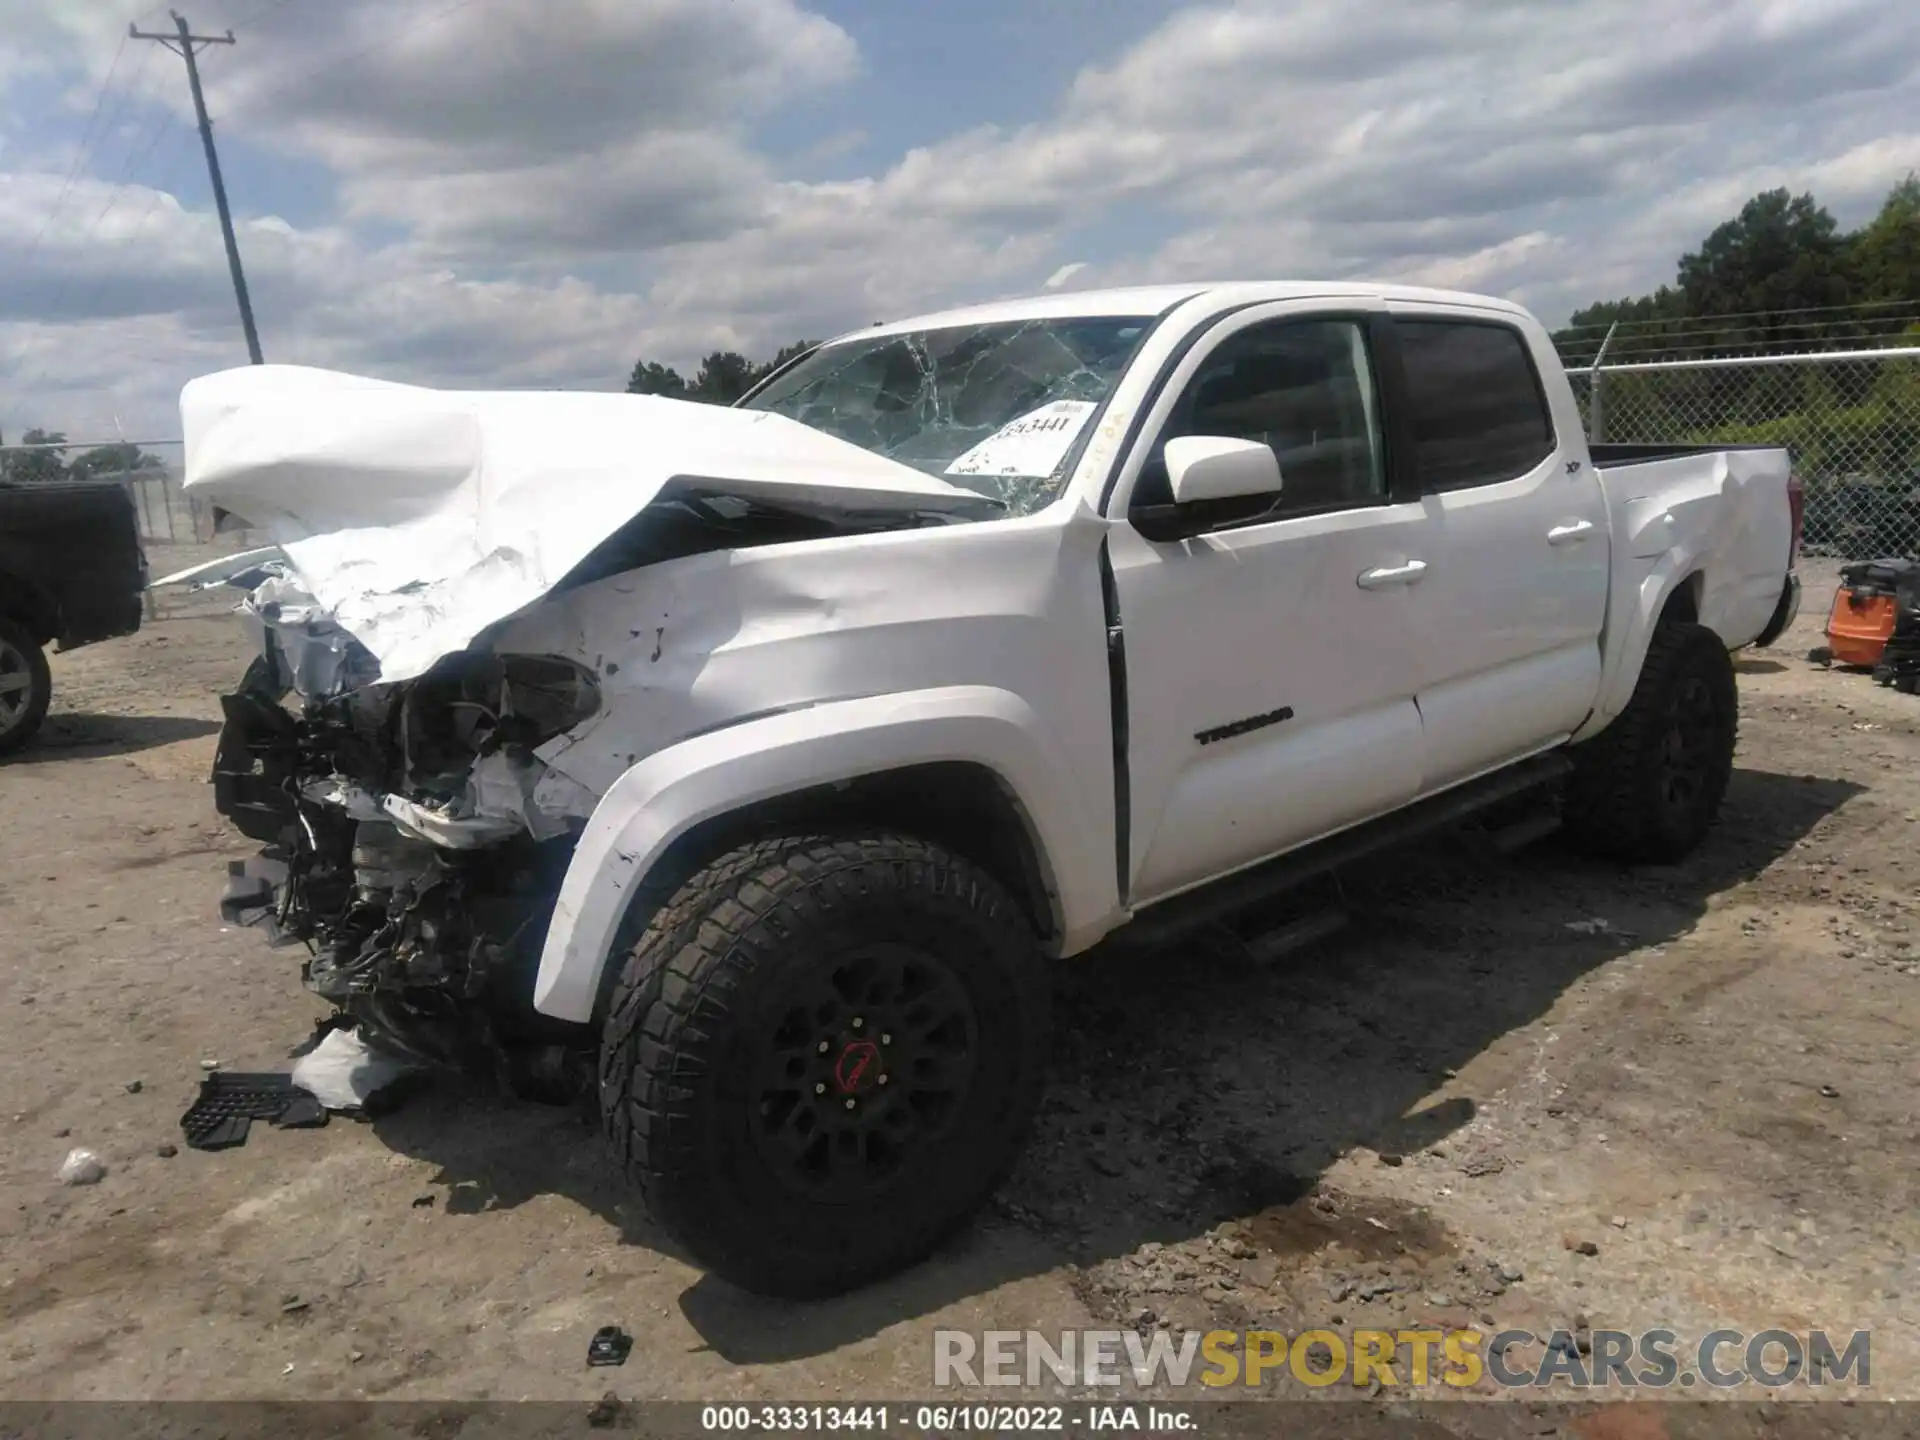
198,0,856,261
3,0,1918,439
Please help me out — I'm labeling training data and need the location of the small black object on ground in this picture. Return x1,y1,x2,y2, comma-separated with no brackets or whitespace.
179,1072,328,1151
588,1393,622,1429
586,1326,633,1367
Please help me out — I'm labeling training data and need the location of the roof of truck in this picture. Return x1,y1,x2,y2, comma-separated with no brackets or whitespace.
840,281,1530,344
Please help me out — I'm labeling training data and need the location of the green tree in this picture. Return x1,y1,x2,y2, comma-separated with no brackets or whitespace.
761,340,817,376
6,429,70,484
626,360,689,398
1851,172,1920,305
626,341,820,405
1677,189,1854,344
68,441,163,479
689,351,761,404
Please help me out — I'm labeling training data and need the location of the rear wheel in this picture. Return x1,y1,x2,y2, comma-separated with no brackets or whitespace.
1565,620,1737,863
0,618,51,757
598,832,1051,1298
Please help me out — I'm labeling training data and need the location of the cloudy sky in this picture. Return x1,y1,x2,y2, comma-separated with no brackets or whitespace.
2,0,1917,441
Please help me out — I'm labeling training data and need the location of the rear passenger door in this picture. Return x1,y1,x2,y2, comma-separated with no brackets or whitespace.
1390,307,1610,790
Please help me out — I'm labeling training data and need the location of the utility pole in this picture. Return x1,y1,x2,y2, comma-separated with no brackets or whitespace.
130,11,263,364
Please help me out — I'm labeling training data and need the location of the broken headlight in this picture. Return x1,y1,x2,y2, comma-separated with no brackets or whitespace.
491,654,604,747
406,652,603,767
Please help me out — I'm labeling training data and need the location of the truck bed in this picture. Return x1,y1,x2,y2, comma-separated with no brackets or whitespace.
1591,443,1796,670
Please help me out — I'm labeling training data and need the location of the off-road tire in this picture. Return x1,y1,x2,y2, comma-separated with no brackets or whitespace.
598,832,1051,1298
1564,620,1737,863
0,617,52,757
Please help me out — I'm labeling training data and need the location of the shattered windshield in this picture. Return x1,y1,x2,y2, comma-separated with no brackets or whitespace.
740,315,1155,516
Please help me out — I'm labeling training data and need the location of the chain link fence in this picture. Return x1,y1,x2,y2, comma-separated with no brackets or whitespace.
0,439,206,541
1567,347,1920,561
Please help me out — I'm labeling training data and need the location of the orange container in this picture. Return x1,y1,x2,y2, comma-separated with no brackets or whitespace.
1827,586,1898,667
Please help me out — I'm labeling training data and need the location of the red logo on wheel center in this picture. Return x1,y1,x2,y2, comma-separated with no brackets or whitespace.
834,1040,881,1094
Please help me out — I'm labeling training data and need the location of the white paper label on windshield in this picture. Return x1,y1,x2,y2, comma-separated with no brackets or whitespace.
944,400,1097,479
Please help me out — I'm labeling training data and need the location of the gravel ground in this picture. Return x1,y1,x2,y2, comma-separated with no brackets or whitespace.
0,553,1915,1423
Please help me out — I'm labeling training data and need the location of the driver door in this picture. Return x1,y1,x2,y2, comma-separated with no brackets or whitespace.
1105,303,1432,905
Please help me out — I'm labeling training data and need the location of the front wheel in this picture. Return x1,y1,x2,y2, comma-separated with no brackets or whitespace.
1564,620,1738,863
598,833,1051,1298
0,618,52,757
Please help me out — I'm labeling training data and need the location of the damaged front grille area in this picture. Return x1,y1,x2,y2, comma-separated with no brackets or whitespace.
212,642,601,1075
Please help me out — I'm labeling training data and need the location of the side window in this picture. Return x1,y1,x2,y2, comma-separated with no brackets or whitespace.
1133,318,1387,524
1396,319,1556,491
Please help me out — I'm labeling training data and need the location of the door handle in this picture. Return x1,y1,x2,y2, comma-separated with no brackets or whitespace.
1356,559,1428,590
1548,520,1596,546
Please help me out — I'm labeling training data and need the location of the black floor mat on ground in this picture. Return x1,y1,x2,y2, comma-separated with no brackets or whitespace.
179,1072,328,1151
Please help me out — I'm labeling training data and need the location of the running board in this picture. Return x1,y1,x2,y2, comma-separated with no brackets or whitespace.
1243,909,1350,966
1117,753,1572,950
1488,810,1562,854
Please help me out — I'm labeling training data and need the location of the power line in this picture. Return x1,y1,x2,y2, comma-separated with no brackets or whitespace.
17,34,128,259
116,125,198,239
13,108,186,351
23,125,196,353
131,11,263,365
16,38,152,274
86,111,185,234
5,17,252,418
5,0,305,422
15,0,530,425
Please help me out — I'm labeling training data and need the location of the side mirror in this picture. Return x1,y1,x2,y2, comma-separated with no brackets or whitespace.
1164,436,1283,504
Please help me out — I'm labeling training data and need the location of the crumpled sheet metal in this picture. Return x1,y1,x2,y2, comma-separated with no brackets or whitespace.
299,748,597,848
179,364,985,685
237,567,371,700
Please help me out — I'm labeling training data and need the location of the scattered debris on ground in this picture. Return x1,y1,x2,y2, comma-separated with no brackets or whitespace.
178,1071,327,1151
586,1326,633,1368
55,1149,105,1186
587,1392,623,1427
289,1025,423,1113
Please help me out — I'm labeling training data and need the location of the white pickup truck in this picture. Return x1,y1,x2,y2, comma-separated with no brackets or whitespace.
175,281,1802,1299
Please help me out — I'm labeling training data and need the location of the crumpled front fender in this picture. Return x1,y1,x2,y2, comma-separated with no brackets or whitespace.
530,684,1118,1024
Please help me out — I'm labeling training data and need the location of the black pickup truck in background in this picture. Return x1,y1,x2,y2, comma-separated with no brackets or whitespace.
0,479,147,754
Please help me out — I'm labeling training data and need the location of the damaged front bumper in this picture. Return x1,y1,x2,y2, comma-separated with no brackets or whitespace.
209,629,605,1078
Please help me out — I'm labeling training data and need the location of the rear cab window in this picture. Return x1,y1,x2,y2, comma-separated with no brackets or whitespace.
1394,319,1557,491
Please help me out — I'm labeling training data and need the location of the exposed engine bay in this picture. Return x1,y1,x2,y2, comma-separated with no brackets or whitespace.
201,489,956,1093
212,613,604,1089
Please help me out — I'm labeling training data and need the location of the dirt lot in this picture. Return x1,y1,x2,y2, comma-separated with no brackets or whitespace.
1,554,1915,1414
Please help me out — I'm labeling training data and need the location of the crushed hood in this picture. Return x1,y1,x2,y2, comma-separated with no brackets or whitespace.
179,364,986,684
